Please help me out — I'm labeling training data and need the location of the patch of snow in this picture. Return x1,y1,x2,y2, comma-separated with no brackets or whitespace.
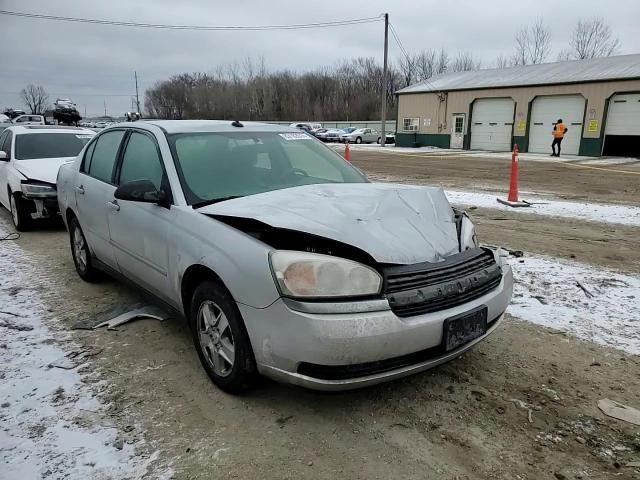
0,226,171,479
444,190,640,227
507,254,640,355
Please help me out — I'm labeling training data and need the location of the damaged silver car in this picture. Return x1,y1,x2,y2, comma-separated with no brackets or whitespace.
57,120,513,392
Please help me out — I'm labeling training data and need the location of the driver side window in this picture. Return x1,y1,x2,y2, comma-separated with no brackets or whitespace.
118,131,165,191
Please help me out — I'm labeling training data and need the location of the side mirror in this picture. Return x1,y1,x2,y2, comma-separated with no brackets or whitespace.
0,151,7,161
114,179,164,204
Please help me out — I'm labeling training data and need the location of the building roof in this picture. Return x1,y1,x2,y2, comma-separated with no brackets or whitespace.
396,54,640,94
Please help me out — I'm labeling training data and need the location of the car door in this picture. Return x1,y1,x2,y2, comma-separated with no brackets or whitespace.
74,129,126,269
0,130,13,209
108,130,173,301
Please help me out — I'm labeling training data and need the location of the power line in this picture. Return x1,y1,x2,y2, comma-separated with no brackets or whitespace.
389,23,410,62
389,22,438,91
0,10,382,31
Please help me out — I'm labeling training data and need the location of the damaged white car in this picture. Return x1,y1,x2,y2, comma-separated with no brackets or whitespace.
57,120,513,392
0,125,95,230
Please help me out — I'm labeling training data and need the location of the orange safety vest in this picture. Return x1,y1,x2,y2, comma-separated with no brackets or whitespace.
553,122,565,138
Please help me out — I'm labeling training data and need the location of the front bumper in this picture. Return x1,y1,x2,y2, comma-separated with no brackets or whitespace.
23,195,59,219
238,264,513,390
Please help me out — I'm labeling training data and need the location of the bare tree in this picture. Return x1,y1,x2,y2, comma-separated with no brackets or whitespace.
398,53,417,87
512,17,551,65
435,48,449,74
450,52,481,73
21,84,49,114
495,54,510,69
568,17,620,59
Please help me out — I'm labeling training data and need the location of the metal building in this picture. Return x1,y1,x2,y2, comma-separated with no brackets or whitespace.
395,54,640,156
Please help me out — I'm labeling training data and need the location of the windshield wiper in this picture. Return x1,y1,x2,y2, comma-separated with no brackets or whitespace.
192,196,244,209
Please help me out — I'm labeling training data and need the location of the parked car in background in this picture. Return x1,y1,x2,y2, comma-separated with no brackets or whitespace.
311,128,329,140
57,120,512,393
12,115,46,125
377,132,396,144
289,122,322,132
94,121,108,129
0,125,95,230
324,128,350,142
340,128,379,144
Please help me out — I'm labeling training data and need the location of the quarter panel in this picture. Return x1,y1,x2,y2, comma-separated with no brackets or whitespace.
169,207,281,311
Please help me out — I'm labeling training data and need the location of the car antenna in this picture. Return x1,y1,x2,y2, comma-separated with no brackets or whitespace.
231,120,244,128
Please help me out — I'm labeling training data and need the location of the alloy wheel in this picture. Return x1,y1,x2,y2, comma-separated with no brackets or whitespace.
197,300,235,377
72,227,87,271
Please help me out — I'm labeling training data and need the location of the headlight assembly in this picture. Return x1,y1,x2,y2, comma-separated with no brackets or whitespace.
270,250,382,299
459,213,479,250
21,183,56,197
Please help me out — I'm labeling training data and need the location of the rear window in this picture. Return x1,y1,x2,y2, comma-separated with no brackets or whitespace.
15,132,94,160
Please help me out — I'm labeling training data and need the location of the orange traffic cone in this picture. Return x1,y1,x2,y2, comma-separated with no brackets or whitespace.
497,144,530,207
344,141,351,162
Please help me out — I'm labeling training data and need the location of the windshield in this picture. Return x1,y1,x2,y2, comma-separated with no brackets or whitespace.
167,131,368,206
342,127,357,133
15,133,93,160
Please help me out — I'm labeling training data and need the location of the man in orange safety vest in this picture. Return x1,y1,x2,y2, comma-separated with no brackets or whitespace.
551,119,568,157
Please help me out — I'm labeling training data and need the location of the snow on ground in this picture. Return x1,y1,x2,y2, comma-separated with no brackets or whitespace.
0,230,170,478
507,253,640,355
334,143,640,167
444,190,640,227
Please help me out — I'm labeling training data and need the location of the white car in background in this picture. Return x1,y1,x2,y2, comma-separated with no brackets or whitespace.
0,125,95,230
340,128,379,144
12,114,46,125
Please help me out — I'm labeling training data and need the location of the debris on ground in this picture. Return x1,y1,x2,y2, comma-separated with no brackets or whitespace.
598,399,640,426
93,305,170,330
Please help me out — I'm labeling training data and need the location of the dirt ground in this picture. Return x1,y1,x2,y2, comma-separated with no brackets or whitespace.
349,149,640,205
5,151,640,479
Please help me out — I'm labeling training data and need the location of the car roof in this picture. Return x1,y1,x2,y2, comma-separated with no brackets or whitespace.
6,125,96,135
136,120,299,134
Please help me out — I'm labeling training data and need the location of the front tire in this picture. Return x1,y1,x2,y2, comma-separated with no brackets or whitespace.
190,280,257,393
69,216,102,282
377,137,381,144
9,192,32,232
355,136,363,144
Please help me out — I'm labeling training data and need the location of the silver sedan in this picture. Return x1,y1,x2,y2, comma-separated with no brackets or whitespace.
57,120,513,393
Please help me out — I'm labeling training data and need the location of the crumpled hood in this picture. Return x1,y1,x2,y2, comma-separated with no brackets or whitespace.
199,183,460,264
14,157,75,184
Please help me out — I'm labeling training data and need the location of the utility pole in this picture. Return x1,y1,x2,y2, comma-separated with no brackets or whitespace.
103,99,107,117
380,13,389,148
134,71,140,114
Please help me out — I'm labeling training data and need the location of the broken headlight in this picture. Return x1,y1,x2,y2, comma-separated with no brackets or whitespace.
270,250,382,299
459,213,479,251
21,182,56,197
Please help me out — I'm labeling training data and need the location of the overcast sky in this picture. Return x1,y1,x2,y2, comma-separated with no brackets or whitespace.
1,0,639,117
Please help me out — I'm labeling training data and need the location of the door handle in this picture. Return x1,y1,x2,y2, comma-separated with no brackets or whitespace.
106,200,120,212
75,185,85,195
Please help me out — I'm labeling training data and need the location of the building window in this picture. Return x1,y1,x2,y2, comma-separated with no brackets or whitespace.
403,118,419,132
454,116,464,134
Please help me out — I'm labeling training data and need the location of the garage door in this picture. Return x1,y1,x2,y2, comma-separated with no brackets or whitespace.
528,95,585,155
470,98,514,151
603,93,640,157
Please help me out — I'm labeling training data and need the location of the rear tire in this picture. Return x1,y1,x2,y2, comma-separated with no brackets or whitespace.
69,216,102,282
9,192,32,232
377,137,381,144
190,280,257,393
